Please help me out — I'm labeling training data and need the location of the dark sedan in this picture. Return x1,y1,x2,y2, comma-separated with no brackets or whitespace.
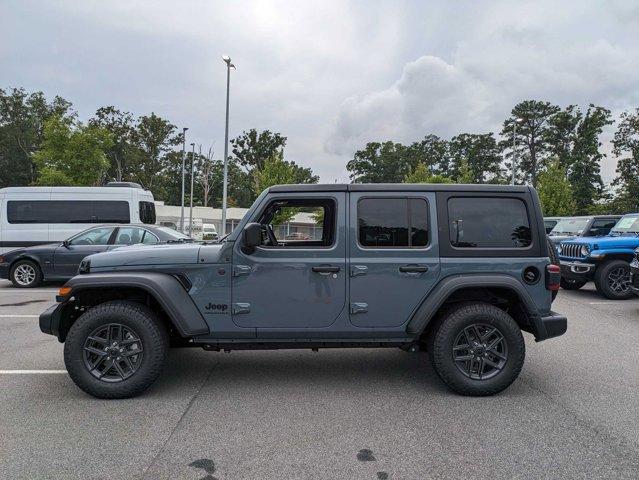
0,224,191,287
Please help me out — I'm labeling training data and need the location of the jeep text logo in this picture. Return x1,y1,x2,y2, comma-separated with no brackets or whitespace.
205,302,228,313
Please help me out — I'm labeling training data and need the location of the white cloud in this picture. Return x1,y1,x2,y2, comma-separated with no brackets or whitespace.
2,0,638,183
326,0,639,182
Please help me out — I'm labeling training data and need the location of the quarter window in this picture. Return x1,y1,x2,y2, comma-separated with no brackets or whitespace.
358,198,429,248
448,197,531,248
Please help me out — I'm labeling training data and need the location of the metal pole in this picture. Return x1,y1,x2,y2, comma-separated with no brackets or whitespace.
189,143,195,237
221,57,232,236
180,127,188,232
511,122,517,185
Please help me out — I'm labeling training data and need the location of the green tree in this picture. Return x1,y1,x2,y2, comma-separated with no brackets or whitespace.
568,105,612,214
347,141,415,183
405,134,451,176
449,133,503,183
536,160,575,216
255,152,319,223
231,129,287,173
32,115,112,185
404,163,453,183
131,113,181,190
0,88,72,187
612,108,639,213
501,100,561,186
89,106,135,182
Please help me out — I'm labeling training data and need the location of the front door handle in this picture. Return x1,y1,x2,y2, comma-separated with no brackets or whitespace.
312,265,340,274
399,265,429,273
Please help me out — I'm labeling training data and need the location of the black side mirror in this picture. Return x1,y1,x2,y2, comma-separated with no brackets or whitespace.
62,239,70,249
242,223,262,252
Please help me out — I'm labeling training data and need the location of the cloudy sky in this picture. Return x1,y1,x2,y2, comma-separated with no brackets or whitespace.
2,0,638,182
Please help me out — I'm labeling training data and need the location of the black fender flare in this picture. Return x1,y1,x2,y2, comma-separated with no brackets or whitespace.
61,272,209,337
406,274,543,337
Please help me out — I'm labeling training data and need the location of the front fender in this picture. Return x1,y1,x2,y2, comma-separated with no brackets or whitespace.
45,272,209,340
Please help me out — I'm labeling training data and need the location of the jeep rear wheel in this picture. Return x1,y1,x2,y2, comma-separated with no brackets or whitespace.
429,303,525,396
560,278,587,290
64,301,169,399
594,260,632,300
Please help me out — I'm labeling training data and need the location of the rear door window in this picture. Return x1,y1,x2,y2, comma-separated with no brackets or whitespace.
448,197,531,248
358,198,429,248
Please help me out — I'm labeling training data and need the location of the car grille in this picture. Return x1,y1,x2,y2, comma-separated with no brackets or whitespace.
560,243,584,258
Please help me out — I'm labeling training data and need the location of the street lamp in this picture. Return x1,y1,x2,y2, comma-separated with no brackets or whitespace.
511,118,524,185
180,127,189,232
189,142,195,237
221,55,235,236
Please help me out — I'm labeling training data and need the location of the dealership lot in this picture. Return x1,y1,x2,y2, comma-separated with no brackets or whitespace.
1,282,638,479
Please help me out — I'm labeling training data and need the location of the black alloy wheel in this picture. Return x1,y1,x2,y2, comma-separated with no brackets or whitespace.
83,323,144,382
452,323,508,380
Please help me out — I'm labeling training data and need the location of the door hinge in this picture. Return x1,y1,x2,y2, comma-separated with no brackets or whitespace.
350,302,368,314
233,265,252,277
350,265,368,277
232,303,251,314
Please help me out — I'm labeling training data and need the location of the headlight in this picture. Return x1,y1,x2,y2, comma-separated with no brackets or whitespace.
580,245,590,257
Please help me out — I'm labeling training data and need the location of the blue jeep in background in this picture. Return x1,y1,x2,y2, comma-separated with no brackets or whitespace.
558,213,639,299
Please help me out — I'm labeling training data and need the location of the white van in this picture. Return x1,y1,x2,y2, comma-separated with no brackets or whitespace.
202,223,218,241
0,182,155,253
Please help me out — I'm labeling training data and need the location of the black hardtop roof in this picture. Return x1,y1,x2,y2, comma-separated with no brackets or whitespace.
267,183,531,193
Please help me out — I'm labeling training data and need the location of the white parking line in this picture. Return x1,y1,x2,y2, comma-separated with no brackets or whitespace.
0,370,67,374
0,314,39,318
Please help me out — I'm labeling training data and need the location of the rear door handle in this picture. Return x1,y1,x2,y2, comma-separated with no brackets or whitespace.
399,265,429,273
312,265,341,274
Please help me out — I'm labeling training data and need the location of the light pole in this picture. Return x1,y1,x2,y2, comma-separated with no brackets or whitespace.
180,127,189,232
189,142,195,237
511,118,523,185
221,55,235,236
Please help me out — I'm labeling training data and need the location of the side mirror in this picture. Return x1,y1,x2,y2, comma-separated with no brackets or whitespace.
243,223,262,251
62,239,70,249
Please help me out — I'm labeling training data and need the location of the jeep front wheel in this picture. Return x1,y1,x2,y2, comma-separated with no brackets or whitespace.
64,301,169,399
594,260,632,300
429,303,525,396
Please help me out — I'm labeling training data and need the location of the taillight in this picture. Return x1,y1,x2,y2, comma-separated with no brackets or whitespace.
546,264,561,291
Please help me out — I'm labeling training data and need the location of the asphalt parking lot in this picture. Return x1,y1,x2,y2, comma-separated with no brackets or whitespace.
1,282,638,480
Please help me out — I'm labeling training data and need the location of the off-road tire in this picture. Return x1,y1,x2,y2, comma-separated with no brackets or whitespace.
64,301,169,399
560,278,587,290
9,259,43,288
429,303,525,396
594,260,633,300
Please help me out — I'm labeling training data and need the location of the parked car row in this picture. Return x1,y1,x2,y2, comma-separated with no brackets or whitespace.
545,213,639,300
0,224,192,287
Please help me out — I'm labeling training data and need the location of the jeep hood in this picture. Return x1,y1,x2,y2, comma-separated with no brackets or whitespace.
87,242,225,269
561,236,639,249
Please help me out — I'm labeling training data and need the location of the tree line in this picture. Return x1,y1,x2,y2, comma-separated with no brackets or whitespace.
348,100,639,215
1,87,638,216
0,87,317,209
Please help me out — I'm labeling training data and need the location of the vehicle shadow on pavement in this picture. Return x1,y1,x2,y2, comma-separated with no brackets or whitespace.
152,347,453,397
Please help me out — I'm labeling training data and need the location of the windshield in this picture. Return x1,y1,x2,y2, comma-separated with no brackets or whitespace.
155,226,191,239
611,215,639,235
550,218,590,235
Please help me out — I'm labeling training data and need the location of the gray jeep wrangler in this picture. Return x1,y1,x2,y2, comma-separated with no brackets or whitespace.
40,184,566,398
